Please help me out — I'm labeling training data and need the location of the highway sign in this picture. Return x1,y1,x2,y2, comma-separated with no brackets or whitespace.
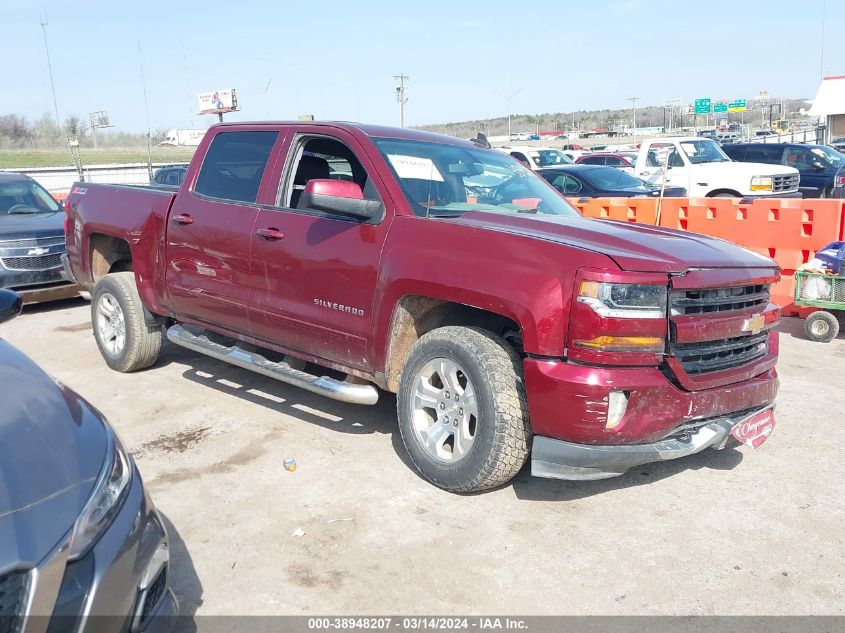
714,102,728,113
694,98,711,114
728,99,747,112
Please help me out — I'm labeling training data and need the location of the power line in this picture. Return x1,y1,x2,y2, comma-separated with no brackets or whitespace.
394,74,409,127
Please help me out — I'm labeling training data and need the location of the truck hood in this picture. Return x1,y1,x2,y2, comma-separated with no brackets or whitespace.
0,340,108,571
0,211,65,241
455,211,775,273
697,160,798,177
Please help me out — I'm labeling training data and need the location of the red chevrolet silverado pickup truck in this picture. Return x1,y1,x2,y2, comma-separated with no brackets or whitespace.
63,122,780,492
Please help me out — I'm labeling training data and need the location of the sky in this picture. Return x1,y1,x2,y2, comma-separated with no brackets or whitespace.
1,0,843,133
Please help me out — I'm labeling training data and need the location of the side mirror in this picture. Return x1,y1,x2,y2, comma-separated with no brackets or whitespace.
299,179,382,221
0,289,22,324
812,162,826,171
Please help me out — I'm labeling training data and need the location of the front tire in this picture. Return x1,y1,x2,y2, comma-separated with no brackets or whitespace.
91,271,162,372
397,326,530,492
804,310,839,343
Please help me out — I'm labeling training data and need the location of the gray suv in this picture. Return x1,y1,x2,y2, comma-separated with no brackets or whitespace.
0,289,178,631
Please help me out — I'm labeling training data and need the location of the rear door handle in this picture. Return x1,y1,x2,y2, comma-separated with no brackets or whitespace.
256,227,285,241
172,213,193,226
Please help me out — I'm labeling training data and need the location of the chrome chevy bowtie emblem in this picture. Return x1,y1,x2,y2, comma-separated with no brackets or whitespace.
742,313,765,335
27,247,50,256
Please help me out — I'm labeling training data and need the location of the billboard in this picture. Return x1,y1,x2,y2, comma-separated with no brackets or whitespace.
198,89,238,115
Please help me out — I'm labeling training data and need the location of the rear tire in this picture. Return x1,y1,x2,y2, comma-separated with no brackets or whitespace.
804,311,839,343
397,326,531,492
91,272,162,372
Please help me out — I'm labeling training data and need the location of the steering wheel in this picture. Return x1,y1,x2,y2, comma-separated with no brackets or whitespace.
7,204,36,214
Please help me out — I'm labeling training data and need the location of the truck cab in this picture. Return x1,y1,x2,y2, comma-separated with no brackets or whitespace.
635,137,800,197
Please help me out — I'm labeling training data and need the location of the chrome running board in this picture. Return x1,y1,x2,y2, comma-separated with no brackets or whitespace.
166,324,378,405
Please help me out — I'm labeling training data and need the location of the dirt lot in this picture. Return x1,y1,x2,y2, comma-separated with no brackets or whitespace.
3,298,844,616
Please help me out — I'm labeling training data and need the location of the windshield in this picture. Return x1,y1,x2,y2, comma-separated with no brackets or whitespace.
533,150,572,166
0,180,60,215
679,139,730,164
810,145,845,167
580,167,646,189
374,138,580,218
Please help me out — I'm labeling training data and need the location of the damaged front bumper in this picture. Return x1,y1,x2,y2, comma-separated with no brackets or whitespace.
531,406,772,481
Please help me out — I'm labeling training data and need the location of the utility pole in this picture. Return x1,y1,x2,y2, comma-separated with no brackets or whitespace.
627,96,639,144
39,14,61,131
394,73,409,127
40,14,81,179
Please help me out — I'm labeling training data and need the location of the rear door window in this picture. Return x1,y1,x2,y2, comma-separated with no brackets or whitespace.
194,131,278,203
745,146,784,164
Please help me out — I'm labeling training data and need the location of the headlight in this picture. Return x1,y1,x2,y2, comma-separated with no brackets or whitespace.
68,431,132,560
750,176,773,191
578,281,666,319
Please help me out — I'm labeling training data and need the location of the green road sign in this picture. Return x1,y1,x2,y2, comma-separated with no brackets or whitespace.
694,98,711,114
728,99,747,112
714,102,728,113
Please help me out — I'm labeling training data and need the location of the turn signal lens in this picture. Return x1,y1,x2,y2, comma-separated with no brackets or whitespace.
573,335,665,353
750,176,773,191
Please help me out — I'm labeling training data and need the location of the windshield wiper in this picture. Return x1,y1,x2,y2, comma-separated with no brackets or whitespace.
7,209,44,215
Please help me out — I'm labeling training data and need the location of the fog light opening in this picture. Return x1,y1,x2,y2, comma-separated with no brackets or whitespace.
606,390,630,429
131,541,170,631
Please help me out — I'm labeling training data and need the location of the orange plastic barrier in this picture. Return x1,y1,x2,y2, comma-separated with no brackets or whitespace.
569,197,845,314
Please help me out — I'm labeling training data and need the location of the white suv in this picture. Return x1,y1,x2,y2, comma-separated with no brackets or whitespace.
499,146,573,170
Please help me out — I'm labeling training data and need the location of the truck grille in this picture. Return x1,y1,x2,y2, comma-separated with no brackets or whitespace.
0,236,65,249
670,284,770,315
773,173,799,192
1,253,63,272
0,571,27,633
671,331,769,375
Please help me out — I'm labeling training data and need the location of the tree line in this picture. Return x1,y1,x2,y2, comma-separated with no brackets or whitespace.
0,112,167,149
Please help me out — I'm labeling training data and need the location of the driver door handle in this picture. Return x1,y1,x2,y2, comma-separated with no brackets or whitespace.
256,227,285,241
171,213,193,226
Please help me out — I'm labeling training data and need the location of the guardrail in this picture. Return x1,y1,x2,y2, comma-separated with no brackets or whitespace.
1,162,189,195
567,196,845,314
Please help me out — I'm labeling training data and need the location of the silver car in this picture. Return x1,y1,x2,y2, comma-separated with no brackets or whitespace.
0,289,178,632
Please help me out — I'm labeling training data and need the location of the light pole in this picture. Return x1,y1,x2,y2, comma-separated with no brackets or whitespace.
497,86,522,139
627,96,639,144
394,74,409,127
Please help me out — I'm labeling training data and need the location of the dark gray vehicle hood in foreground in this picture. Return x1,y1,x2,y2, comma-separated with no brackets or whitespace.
454,212,777,274
0,339,108,573
0,211,65,241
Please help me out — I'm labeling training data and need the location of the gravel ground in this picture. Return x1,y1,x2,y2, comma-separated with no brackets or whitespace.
3,298,843,616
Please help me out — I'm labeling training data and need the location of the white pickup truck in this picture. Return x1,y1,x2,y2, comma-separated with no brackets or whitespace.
634,137,801,197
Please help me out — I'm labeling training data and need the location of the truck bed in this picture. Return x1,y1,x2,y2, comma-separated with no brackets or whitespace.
64,181,178,315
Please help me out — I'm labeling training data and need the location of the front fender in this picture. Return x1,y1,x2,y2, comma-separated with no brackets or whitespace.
370,216,614,370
